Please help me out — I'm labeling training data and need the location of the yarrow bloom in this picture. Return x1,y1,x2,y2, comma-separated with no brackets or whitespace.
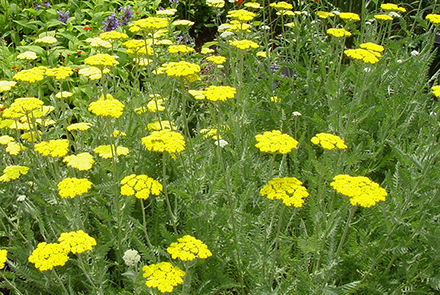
339,12,360,22
228,9,256,21
206,0,225,8
260,177,309,207
84,54,119,68
85,37,112,49
143,262,185,293
146,120,176,131
123,249,141,266
255,130,298,154
0,81,16,92
120,174,163,200
172,19,194,27
381,3,406,13
63,152,94,171
330,175,387,207
311,133,347,150
67,122,92,131
0,165,29,182
201,85,236,102
156,8,177,16
426,14,440,25
344,48,382,64
34,139,69,157
327,28,352,38
55,91,73,99
359,42,384,53
88,94,125,118
79,67,110,80
13,67,45,83
432,85,440,98
374,14,393,21
94,144,129,159
159,61,201,82
0,250,7,269
206,55,227,65
1,97,44,118
45,67,74,80
99,31,129,43
129,17,169,33
28,242,70,271
57,177,92,198
17,51,38,60
229,39,259,50
167,235,212,261
168,45,195,54
316,11,335,19
269,2,293,10
58,230,96,254
141,130,185,154
35,36,58,45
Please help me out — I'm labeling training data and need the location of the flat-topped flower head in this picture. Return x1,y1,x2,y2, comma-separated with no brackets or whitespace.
57,177,93,198
141,130,185,154
6,142,27,155
13,67,45,83
381,3,406,13
201,85,236,102
255,130,298,154
85,37,112,49
206,0,225,8
28,242,70,271
120,174,163,199
55,91,73,99
94,144,129,159
432,85,440,98
0,250,7,269
88,94,125,118
0,165,29,182
34,139,69,157
245,2,261,9
270,2,293,10
156,8,177,16
2,97,44,118
167,235,212,261
84,53,118,68
35,36,57,45
58,231,96,254
206,55,227,65
146,120,176,131
228,9,256,21
219,20,252,32
129,17,169,33
331,174,387,207
316,11,335,19
172,19,194,27
344,48,381,64
339,12,360,22
359,42,384,53
0,81,16,92
63,152,94,171
98,31,129,43
426,14,440,25
168,45,195,54
229,39,259,50
17,51,38,60
260,177,309,207
67,122,92,131
374,14,393,21
143,262,185,293
79,67,110,80
160,61,200,82
327,28,352,38
311,133,347,150
45,67,73,80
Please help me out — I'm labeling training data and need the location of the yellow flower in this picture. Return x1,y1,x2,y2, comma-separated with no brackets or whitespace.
260,177,309,207
255,130,298,154
13,67,45,83
339,12,360,22
130,17,168,33
17,51,38,60
327,28,352,38
330,175,387,208
159,61,200,82
94,145,129,159
84,54,119,68
113,130,126,137
256,51,267,58
156,8,177,16
143,262,185,293
141,130,185,154
201,47,215,54
344,48,381,64
269,2,293,10
206,55,227,65
432,85,440,98
63,152,94,171
120,174,163,200
28,242,70,271
218,20,252,33
85,37,112,48
311,133,347,150
229,39,259,50
0,165,29,182
0,135,15,145
270,96,280,103
426,14,440,25
45,67,73,80
167,235,212,261
57,177,93,198
58,230,96,254
78,67,110,80
206,0,225,8
244,2,261,9
34,139,69,157
98,31,128,43
228,9,256,22
55,91,73,99
172,19,194,27
67,122,92,131
6,142,26,155
202,85,236,102
374,14,393,21
88,94,125,118
35,36,57,45
134,57,153,66
188,90,205,100
316,11,335,19
146,120,175,131
381,3,406,13
0,250,7,269
359,42,384,53
22,131,41,142
0,81,16,92
168,45,195,54
1,97,44,118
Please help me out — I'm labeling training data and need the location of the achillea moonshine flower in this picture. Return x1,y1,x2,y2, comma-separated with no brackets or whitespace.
0,81,16,92
17,51,38,60
78,67,110,80
34,139,69,157
330,174,387,207
374,14,393,21
99,31,129,43
206,0,225,8
219,20,252,32
0,165,29,182
141,130,185,154
159,61,200,82
229,39,259,50
256,51,267,58
45,67,73,80
168,45,195,54
167,235,212,261
22,131,41,142
57,177,93,198
35,36,58,45
269,2,293,10
206,55,226,65
359,42,384,53
63,152,94,171
129,17,169,33
245,2,261,9
311,133,347,150
67,122,92,131
146,120,176,131
1,97,44,118
426,14,440,25
84,53,118,68
327,28,352,38
88,94,125,118
6,142,27,155
0,135,14,145
260,177,309,207
143,262,185,293
255,130,298,154
172,20,194,27
94,144,129,159
316,11,335,19
381,3,406,13
201,47,215,54
120,174,163,199
344,48,381,64
202,85,236,102
432,85,440,98
85,37,112,49
228,9,256,21
28,242,70,271
58,231,96,254
123,249,141,266
156,8,177,16
13,67,45,83
0,250,7,269
339,12,361,22
55,91,73,99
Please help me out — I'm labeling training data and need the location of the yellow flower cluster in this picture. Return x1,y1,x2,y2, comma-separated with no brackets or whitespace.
311,133,347,150
167,235,212,261
94,144,129,159
327,28,352,38
146,120,175,131
206,55,227,65
129,17,169,33
201,85,236,102
344,48,382,64
172,19,194,27
28,242,70,271
432,85,440,98
0,81,16,92
260,177,309,207
156,8,177,16
374,14,393,21
228,9,257,22
88,94,125,118
85,37,112,48
57,177,93,198
360,42,384,52
79,67,110,80
206,0,225,8
1,97,44,118
245,2,261,9
229,39,259,50
0,165,29,182
55,91,73,99
0,135,14,145
58,230,97,254
141,130,185,154
84,54,119,68
255,130,298,154
17,51,37,60
35,36,57,45
219,20,252,33
381,3,406,13
143,262,185,293
269,2,293,10
426,14,440,25
45,67,73,80
120,174,163,200
159,61,201,82
63,152,94,171
168,45,195,54
98,31,129,43
339,12,361,22
67,122,92,131
34,139,69,157
22,131,41,142
316,11,335,19
331,175,387,207
0,250,7,269
13,67,45,83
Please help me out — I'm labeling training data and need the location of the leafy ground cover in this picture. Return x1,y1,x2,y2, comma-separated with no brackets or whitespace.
1,0,440,294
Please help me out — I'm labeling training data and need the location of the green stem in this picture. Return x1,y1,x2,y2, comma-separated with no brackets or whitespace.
140,199,154,249
162,153,178,235
335,205,356,258
268,204,286,289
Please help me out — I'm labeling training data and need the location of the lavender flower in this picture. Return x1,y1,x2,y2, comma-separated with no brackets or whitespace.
57,10,70,24
35,2,51,10
102,13,119,31
118,5,133,26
